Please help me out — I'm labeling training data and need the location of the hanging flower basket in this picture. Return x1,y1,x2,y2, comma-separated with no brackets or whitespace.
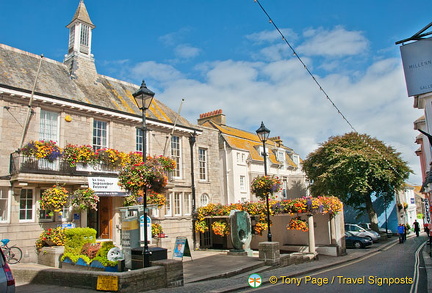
71,188,99,211
40,185,69,214
118,156,173,194
251,175,281,200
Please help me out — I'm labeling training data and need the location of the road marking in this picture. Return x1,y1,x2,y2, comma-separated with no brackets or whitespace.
410,240,427,293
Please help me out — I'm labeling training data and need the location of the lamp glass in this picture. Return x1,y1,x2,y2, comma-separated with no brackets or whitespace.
256,122,270,142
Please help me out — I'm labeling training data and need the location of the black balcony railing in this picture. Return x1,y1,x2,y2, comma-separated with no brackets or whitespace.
9,153,122,176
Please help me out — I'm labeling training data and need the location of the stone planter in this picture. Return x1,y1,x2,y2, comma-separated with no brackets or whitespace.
61,257,119,272
38,246,65,268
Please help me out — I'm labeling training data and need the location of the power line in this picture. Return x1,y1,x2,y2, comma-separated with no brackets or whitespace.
253,0,413,185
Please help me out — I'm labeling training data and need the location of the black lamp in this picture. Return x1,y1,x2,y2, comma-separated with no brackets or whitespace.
256,121,272,242
132,80,155,268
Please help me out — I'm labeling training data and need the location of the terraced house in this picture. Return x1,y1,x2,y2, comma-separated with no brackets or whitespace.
0,1,220,262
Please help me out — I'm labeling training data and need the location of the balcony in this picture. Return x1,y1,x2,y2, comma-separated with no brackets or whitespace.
9,153,121,177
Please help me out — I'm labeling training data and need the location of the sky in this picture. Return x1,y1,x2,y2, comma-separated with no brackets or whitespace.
1,0,432,185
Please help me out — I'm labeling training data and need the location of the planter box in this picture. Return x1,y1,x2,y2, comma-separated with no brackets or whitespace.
61,257,119,272
38,246,65,268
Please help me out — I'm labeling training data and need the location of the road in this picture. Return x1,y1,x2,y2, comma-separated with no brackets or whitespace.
247,235,428,292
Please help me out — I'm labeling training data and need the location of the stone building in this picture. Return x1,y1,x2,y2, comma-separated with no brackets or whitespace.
0,0,220,262
197,109,308,204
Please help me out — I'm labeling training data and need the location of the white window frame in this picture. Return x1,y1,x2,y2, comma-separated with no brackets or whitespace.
0,187,10,223
183,193,191,215
200,193,210,207
165,193,172,217
240,175,246,191
136,128,144,152
171,136,182,178
93,120,108,151
19,188,35,222
199,148,208,181
40,109,59,142
174,192,182,216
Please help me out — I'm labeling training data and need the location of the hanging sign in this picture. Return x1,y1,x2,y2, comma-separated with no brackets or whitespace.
173,236,192,259
400,38,432,96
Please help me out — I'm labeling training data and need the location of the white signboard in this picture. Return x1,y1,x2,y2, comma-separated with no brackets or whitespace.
88,177,128,197
139,215,152,246
400,38,432,96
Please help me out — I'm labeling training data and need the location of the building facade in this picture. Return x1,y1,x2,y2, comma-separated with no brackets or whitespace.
197,109,308,204
0,1,221,262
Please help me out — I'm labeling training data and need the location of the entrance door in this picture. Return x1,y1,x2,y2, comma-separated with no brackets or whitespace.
99,197,113,239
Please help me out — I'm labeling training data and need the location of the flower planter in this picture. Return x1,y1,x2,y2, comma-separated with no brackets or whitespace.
38,246,65,268
61,257,119,272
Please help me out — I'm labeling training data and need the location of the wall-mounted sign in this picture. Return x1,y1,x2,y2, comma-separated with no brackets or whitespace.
88,177,128,197
400,38,432,96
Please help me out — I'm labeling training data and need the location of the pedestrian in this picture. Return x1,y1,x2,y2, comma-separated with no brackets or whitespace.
413,220,420,237
397,224,405,243
402,224,407,242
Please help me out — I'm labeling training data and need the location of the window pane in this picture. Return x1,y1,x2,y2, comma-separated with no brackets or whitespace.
136,128,143,152
0,188,8,222
183,193,191,215
174,192,181,215
40,110,59,142
171,136,181,178
199,148,207,181
19,189,33,221
93,120,108,150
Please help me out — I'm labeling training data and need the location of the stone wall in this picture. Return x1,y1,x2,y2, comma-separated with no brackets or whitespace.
13,259,183,292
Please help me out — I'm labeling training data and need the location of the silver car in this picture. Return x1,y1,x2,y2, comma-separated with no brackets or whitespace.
0,247,15,292
345,223,380,242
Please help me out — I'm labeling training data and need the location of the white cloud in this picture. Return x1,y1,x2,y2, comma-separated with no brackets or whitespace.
174,44,201,59
298,26,369,57
128,27,422,185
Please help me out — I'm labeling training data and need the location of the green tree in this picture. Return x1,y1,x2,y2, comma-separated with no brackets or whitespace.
302,132,412,232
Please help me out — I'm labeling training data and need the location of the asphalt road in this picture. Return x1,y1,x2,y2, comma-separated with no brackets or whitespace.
248,235,428,292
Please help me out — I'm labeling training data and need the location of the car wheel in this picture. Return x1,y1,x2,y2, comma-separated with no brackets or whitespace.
353,241,363,249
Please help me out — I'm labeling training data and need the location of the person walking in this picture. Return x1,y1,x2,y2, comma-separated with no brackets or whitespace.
397,224,405,243
413,220,420,237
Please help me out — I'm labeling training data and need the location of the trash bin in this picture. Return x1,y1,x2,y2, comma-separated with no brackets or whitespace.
131,247,168,269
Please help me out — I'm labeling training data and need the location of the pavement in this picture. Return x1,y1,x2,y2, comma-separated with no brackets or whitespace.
12,233,432,293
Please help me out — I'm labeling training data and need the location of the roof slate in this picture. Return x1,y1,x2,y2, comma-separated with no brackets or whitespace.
0,44,193,128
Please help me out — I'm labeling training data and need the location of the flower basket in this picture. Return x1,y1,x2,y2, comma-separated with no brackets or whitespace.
118,156,172,194
71,188,99,211
40,185,69,213
62,144,95,167
19,140,62,162
35,227,67,251
211,221,230,236
251,175,281,200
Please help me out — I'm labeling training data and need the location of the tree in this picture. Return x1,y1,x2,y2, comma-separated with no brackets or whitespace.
302,132,412,232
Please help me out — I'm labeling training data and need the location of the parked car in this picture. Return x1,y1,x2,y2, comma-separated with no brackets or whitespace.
0,247,15,292
358,222,393,238
345,231,373,249
345,223,380,242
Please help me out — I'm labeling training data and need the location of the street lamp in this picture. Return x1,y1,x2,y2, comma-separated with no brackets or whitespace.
133,80,155,268
256,121,272,242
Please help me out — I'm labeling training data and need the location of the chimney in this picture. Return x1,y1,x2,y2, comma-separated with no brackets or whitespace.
198,109,226,126
269,136,283,147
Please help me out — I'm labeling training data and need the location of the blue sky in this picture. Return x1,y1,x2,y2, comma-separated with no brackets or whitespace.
1,0,432,185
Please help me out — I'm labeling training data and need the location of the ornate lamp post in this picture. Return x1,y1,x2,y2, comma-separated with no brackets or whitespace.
256,121,272,242
133,80,155,268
